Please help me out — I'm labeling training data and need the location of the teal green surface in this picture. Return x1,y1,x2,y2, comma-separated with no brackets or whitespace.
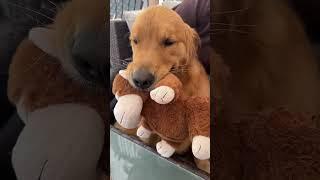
110,129,205,180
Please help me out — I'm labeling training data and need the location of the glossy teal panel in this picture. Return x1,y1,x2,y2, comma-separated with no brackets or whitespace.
110,127,208,180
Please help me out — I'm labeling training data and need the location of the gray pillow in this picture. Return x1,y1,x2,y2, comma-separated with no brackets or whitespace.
109,20,132,86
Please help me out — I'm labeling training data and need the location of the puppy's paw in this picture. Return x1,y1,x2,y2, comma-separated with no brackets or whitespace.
136,126,152,139
113,94,143,129
156,140,175,158
150,86,175,104
194,159,210,174
192,136,210,160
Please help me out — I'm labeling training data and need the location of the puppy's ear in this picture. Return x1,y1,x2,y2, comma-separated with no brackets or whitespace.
185,25,200,60
28,27,58,58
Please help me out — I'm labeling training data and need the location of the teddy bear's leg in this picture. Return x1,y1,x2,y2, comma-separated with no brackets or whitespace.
136,117,160,145
156,140,176,158
12,104,105,180
156,139,192,158
136,125,152,139
136,116,152,139
192,135,210,160
191,135,210,174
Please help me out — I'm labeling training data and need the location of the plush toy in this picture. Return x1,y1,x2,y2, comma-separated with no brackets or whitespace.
7,30,108,179
112,70,210,165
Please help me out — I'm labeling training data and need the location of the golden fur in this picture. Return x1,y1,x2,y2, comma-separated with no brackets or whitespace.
52,0,106,81
127,6,210,97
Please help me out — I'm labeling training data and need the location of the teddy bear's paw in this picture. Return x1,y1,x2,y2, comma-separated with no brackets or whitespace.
136,126,152,139
156,140,175,158
119,70,129,79
192,136,210,160
113,94,143,129
150,86,175,104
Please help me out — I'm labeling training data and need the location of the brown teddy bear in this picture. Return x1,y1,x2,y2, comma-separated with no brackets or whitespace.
7,28,108,179
112,70,210,171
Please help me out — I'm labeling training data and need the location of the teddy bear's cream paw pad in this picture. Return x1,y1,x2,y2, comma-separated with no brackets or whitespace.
150,86,175,104
113,94,143,129
115,92,120,100
192,136,210,160
119,70,129,79
17,97,28,124
156,140,175,158
136,126,151,139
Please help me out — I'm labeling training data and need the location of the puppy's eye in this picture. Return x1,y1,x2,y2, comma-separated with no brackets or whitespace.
163,38,175,47
132,38,138,44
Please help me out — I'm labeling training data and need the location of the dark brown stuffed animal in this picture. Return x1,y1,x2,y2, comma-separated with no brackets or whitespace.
7,38,108,179
8,39,107,118
112,70,210,172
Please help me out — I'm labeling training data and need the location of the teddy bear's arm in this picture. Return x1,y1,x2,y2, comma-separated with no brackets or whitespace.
155,73,182,93
151,73,183,102
7,39,38,105
112,74,149,129
136,116,153,139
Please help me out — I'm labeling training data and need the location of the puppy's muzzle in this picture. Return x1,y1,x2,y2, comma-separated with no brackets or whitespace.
132,69,155,90
71,29,107,87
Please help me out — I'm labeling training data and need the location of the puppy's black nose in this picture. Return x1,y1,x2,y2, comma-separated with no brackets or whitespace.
73,55,104,83
132,69,155,89
72,29,107,86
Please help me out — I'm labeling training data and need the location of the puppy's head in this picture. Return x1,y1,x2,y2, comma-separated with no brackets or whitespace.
29,0,107,89
127,6,200,90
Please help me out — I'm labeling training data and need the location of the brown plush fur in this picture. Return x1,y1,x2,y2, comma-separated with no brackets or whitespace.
113,72,210,171
7,0,108,177
8,39,106,117
8,0,107,116
126,6,210,97
7,39,108,173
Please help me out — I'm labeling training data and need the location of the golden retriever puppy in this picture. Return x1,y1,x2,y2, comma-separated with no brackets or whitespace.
126,6,210,97
114,6,210,173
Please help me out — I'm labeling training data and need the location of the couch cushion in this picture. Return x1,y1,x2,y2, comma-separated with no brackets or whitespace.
110,20,132,85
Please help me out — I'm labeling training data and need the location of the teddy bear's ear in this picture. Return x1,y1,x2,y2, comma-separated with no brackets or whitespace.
28,27,58,58
119,70,129,80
